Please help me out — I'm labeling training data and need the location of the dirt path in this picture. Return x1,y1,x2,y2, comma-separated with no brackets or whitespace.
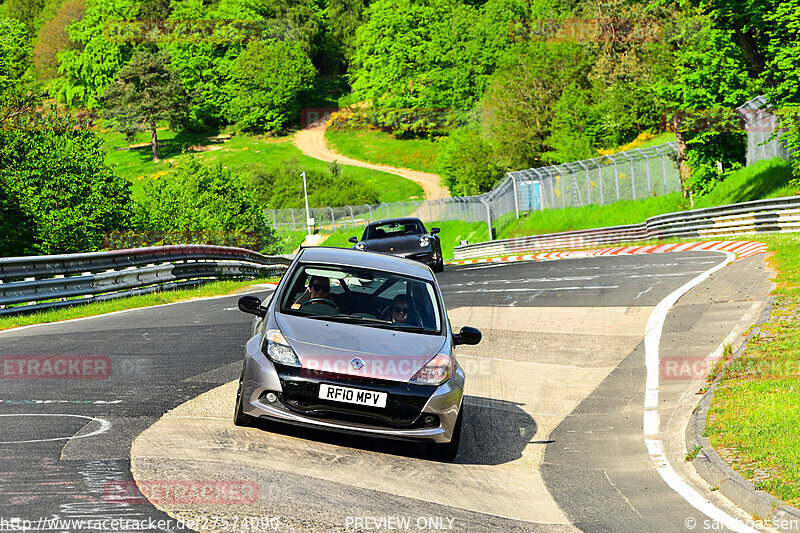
294,123,450,200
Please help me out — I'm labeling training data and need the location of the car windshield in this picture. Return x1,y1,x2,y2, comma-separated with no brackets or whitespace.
278,263,442,333
365,220,426,239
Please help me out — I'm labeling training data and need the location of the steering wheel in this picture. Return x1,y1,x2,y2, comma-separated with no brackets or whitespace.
300,297,339,310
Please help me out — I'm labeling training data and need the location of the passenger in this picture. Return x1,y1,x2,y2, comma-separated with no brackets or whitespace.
385,294,420,326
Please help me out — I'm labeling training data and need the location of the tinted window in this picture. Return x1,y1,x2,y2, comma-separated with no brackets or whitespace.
279,263,442,333
366,220,426,239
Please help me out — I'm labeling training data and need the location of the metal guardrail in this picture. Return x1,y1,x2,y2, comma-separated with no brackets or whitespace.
453,196,800,259
0,245,293,316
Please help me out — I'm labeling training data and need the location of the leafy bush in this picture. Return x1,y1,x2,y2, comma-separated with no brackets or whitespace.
253,158,379,209
0,122,134,256
135,158,280,253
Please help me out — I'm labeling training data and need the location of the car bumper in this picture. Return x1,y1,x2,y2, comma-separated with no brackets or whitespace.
240,350,464,444
397,251,435,266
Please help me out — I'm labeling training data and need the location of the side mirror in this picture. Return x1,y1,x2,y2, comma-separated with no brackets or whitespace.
348,236,358,244
453,326,481,346
430,227,440,235
238,296,266,318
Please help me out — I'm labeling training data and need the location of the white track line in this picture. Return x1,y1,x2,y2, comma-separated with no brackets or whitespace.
642,250,759,533
0,413,111,444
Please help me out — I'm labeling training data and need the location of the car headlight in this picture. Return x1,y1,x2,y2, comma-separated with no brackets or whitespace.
265,329,300,367
419,236,430,247
355,242,367,251
410,353,452,385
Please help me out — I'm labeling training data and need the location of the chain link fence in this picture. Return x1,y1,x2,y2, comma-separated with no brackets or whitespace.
736,95,793,165
266,141,681,239
265,95,791,243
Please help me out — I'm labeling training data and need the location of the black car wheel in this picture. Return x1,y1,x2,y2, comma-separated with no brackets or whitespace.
428,407,463,461
234,365,256,427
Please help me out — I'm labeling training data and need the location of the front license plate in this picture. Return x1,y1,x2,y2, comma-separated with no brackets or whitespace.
319,384,387,408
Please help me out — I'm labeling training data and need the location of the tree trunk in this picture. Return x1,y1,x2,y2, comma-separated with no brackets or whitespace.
673,112,691,200
732,25,770,86
151,121,159,162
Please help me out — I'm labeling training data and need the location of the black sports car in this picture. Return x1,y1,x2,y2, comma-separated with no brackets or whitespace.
349,217,444,272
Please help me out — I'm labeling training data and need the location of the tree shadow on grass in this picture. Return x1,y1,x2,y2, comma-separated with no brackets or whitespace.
114,130,227,163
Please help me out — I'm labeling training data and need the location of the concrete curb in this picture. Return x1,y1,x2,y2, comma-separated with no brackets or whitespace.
686,311,800,532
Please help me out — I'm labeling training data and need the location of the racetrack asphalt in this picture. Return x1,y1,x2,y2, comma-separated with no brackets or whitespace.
0,252,773,532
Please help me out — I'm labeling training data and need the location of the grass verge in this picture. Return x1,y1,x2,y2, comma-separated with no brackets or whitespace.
0,277,279,332
101,130,423,203
705,233,800,507
325,129,441,174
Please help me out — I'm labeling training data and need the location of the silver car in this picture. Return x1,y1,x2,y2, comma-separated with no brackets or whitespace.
234,247,481,460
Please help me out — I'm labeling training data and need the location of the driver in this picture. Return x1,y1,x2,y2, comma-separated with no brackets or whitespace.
308,276,331,300
298,275,339,311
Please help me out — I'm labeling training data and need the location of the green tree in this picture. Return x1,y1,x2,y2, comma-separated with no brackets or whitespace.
225,39,316,132
135,158,279,253
350,0,489,133
101,47,186,161
653,15,756,200
436,127,506,195
54,0,139,107
483,41,593,169
0,123,134,255
0,18,36,116
0,0,46,38
327,0,371,64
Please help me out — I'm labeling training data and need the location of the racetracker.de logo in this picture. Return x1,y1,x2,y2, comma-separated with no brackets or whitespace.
659,356,711,381
103,480,259,504
1,356,112,379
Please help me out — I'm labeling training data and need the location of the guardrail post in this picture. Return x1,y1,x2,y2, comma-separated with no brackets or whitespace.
328,207,336,231
479,198,493,241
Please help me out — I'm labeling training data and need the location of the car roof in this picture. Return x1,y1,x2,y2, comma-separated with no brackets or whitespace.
368,217,424,227
296,246,435,281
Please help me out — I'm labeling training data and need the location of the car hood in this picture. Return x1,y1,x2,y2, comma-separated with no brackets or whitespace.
276,313,446,381
365,235,427,253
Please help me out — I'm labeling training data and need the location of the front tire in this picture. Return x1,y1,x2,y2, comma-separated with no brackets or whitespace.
233,366,256,427
428,407,463,461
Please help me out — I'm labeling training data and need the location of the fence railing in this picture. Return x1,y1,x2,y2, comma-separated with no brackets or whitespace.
453,195,800,259
266,141,682,238
736,95,792,165
0,245,292,316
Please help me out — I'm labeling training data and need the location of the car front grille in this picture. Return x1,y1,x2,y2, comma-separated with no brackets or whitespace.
275,367,435,429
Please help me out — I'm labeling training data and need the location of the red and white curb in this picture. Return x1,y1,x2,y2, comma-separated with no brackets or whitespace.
446,240,768,266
